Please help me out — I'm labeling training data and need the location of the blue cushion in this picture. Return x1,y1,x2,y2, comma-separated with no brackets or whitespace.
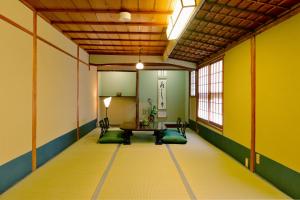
162,130,187,144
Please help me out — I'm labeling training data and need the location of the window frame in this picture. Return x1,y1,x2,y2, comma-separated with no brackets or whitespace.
190,70,196,97
196,59,224,131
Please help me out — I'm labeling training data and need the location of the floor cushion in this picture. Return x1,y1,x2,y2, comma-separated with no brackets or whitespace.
162,130,187,144
98,131,124,144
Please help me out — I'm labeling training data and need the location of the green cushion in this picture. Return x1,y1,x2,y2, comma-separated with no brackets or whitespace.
162,130,187,144
98,131,124,144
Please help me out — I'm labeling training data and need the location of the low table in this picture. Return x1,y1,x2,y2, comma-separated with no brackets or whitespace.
120,122,166,145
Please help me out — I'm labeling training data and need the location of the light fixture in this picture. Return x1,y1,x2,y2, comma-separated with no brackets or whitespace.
166,0,196,40
119,11,131,22
136,48,144,70
103,97,112,117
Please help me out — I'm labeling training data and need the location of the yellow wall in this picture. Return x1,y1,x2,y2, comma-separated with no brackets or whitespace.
99,97,136,125
1,0,96,165
256,14,300,172
80,65,97,126
189,14,300,173
0,20,32,165
223,40,251,148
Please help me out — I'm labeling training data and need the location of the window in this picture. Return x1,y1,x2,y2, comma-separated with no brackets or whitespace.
190,70,196,96
198,60,223,128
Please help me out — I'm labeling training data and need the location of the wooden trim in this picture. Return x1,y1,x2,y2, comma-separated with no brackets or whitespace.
76,46,80,140
73,38,167,42
0,14,89,67
198,54,225,69
51,21,167,27
97,69,189,71
136,71,139,126
63,30,165,35
96,71,99,123
88,52,162,56
79,44,166,48
250,36,256,172
197,118,223,132
195,68,199,121
0,14,33,36
36,8,173,15
196,59,224,131
32,11,37,171
93,62,194,70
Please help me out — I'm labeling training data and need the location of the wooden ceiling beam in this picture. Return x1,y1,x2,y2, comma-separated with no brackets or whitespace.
84,47,164,51
176,42,216,53
205,1,274,19
173,50,208,58
245,0,289,10
51,21,167,26
63,30,165,35
186,29,234,41
36,8,173,15
78,44,166,48
180,37,224,48
171,52,203,60
175,46,212,55
87,52,162,56
72,38,167,42
200,9,264,25
93,62,193,70
195,18,252,31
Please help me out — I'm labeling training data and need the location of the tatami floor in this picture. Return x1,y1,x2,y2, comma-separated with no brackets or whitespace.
0,129,289,200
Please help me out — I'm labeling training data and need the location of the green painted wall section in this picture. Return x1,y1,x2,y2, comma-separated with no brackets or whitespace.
98,72,136,96
139,71,188,122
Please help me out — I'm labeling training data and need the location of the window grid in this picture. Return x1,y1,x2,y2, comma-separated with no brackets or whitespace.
190,70,196,96
198,66,209,120
197,60,223,128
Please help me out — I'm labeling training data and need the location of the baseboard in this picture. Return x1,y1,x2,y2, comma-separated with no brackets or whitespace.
189,119,300,199
189,119,250,167
0,151,32,194
79,119,97,138
256,154,300,199
37,128,77,167
0,118,97,194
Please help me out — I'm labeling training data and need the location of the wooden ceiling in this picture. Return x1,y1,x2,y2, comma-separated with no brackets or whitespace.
169,0,300,63
21,0,300,63
23,0,175,56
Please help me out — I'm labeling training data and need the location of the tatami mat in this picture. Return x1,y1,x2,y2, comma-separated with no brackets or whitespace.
169,129,290,199
1,128,291,200
1,129,118,200
97,131,190,200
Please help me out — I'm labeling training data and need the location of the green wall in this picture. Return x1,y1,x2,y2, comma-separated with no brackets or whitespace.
98,72,136,96
139,70,188,122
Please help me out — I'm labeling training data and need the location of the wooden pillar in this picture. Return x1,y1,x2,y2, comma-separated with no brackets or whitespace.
96,70,99,123
195,67,199,121
76,46,80,140
136,71,139,126
250,36,256,172
32,11,37,171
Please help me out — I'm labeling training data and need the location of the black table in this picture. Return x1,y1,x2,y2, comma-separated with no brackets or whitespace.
120,122,166,145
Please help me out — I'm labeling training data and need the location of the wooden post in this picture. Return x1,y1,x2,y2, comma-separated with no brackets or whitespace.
195,67,199,122
76,46,80,140
32,11,37,171
136,71,139,126
96,69,99,124
250,36,256,172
